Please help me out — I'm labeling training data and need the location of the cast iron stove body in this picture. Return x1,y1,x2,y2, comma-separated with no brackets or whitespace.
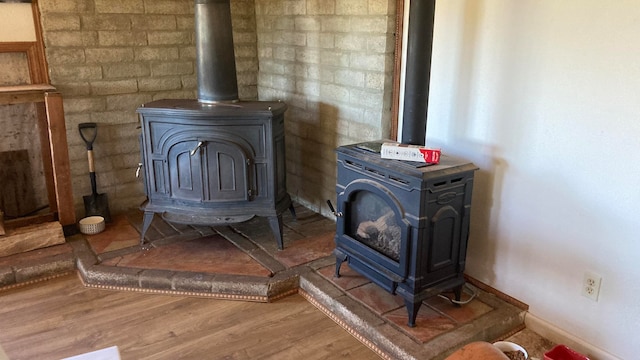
334,141,477,327
137,100,291,249
136,0,292,249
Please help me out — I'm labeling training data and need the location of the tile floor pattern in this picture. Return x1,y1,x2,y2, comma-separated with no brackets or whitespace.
90,217,499,345
101,235,273,277
82,206,519,348
1,204,555,359
317,264,494,344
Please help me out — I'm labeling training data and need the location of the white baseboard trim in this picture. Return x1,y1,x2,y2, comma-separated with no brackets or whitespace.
524,312,620,360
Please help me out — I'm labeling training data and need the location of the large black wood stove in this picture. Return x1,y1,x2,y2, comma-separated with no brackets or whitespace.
332,0,478,327
137,0,292,249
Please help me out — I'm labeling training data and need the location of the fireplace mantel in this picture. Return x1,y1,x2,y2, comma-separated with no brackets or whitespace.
0,84,75,233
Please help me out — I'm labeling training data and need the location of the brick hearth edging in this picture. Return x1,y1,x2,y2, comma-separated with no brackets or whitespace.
70,235,301,302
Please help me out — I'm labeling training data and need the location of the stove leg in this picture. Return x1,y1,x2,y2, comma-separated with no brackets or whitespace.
453,283,464,307
268,214,285,250
288,203,297,220
334,250,347,278
404,299,421,328
140,211,154,245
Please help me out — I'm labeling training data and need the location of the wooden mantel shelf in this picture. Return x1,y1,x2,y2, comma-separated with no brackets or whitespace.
0,4,74,238
0,84,56,92
0,84,76,230
0,84,57,105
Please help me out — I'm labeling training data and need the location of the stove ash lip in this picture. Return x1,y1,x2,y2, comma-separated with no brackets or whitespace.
195,0,240,104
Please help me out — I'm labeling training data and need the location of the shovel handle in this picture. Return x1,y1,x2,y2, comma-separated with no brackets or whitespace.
87,149,95,173
89,171,98,195
79,122,98,150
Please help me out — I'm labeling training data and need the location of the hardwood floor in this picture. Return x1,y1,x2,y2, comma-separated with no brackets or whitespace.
0,274,376,360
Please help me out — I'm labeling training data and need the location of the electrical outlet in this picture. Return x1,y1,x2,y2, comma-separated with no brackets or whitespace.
582,271,602,301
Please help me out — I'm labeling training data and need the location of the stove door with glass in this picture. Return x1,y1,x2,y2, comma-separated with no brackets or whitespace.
334,179,410,293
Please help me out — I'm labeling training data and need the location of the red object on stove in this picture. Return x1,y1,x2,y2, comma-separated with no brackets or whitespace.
544,345,589,360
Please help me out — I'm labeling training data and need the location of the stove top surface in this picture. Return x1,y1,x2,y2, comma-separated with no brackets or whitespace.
338,140,478,177
138,98,287,117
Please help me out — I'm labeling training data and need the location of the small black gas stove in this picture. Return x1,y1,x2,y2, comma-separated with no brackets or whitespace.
333,140,477,327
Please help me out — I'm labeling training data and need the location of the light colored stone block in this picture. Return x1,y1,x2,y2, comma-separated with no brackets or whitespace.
50,65,102,81
85,48,134,63
106,94,153,111
335,34,367,51
321,17,350,33
97,31,146,46
307,0,335,15
336,0,368,15
319,50,349,67
42,14,81,31
138,77,183,92
44,31,85,47
90,79,139,95
351,17,389,33
349,53,385,71
134,47,180,61
334,69,365,88
320,84,350,102
306,33,334,49
132,15,177,30
147,31,191,45
295,17,321,32
365,72,386,90
369,0,393,15
144,1,192,15
103,63,151,78
64,98,107,114
46,48,86,64
39,0,91,13
295,48,320,64
95,0,144,14
81,15,131,31
150,61,194,76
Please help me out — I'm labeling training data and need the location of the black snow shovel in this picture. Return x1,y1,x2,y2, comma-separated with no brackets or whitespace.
79,122,111,222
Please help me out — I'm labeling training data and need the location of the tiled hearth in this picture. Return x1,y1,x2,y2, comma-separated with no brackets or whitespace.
0,204,530,359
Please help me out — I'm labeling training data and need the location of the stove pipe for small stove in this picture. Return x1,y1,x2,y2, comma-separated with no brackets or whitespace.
400,0,436,146
195,0,239,103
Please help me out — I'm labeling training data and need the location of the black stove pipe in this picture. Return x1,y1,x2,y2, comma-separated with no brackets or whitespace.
401,0,436,146
195,0,239,103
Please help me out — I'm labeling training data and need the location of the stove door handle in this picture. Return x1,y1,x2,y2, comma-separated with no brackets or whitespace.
326,200,343,217
135,163,143,178
190,141,205,156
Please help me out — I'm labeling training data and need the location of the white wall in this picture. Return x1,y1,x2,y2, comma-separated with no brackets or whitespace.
425,1,640,359
0,3,36,42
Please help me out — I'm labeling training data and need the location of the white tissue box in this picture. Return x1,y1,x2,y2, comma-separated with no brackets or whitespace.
380,142,441,164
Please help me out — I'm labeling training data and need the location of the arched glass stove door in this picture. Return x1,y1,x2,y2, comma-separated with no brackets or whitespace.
338,179,410,278
348,190,402,261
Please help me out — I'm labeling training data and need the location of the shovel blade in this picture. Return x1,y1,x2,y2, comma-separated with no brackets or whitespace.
83,193,111,222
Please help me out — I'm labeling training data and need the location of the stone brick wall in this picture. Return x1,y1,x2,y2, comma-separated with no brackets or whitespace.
38,0,259,218
255,0,396,214
37,0,396,219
